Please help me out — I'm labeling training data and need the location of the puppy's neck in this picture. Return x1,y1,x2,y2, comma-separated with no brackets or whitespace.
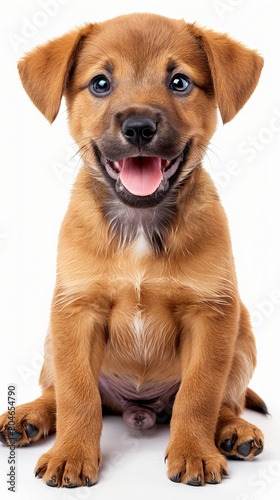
103,198,176,254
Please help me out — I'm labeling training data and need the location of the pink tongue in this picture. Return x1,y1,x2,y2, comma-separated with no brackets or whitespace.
120,157,163,196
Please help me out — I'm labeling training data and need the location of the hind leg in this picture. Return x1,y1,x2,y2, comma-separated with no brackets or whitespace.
0,387,56,446
216,303,264,460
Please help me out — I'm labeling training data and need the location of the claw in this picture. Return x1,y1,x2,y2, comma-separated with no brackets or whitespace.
35,468,42,478
169,472,182,483
209,478,219,484
85,476,96,487
46,476,57,487
188,475,202,487
64,477,77,488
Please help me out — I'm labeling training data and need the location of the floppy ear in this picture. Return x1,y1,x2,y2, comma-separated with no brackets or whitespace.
18,25,93,123
188,24,264,124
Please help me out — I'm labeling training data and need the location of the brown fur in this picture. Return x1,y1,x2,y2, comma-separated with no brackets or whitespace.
0,13,266,488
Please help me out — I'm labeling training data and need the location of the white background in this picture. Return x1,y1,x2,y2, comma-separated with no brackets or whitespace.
0,0,279,499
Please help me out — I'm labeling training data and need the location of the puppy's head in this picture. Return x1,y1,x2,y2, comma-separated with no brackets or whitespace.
18,14,263,208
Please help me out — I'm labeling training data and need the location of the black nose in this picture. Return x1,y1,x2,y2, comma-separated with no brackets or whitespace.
121,115,157,148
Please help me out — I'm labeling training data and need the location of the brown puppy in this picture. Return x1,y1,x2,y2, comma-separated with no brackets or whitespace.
0,13,267,488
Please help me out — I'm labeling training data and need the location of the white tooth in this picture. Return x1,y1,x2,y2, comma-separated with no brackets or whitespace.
158,178,169,191
105,161,119,180
116,176,123,189
164,156,182,180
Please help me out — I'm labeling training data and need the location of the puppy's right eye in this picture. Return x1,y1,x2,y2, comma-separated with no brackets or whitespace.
89,75,112,96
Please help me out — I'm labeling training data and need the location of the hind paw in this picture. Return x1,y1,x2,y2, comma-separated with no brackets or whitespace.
217,417,264,460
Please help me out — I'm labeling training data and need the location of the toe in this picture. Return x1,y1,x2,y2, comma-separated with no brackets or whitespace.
63,477,78,488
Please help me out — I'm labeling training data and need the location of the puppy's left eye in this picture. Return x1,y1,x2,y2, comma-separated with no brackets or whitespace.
89,75,112,96
169,74,193,94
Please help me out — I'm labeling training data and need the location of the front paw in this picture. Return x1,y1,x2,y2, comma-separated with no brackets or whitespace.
35,441,101,488
165,438,228,486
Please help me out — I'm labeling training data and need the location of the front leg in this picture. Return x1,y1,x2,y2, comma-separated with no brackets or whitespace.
36,294,107,488
166,305,239,486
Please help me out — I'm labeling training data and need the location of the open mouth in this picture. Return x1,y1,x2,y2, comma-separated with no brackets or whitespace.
93,141,192,207
102,154,184,197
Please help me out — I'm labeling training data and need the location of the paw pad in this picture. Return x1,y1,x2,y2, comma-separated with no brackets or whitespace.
26,424,39,439
220,434,237,452
237,441,253,457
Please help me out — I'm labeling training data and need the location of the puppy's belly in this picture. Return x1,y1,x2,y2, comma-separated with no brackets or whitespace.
99,373,180,416
101,272,182,419
104,306,182,382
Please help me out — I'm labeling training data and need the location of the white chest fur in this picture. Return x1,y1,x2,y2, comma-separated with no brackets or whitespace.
133,309,145,336
133,229,151,257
